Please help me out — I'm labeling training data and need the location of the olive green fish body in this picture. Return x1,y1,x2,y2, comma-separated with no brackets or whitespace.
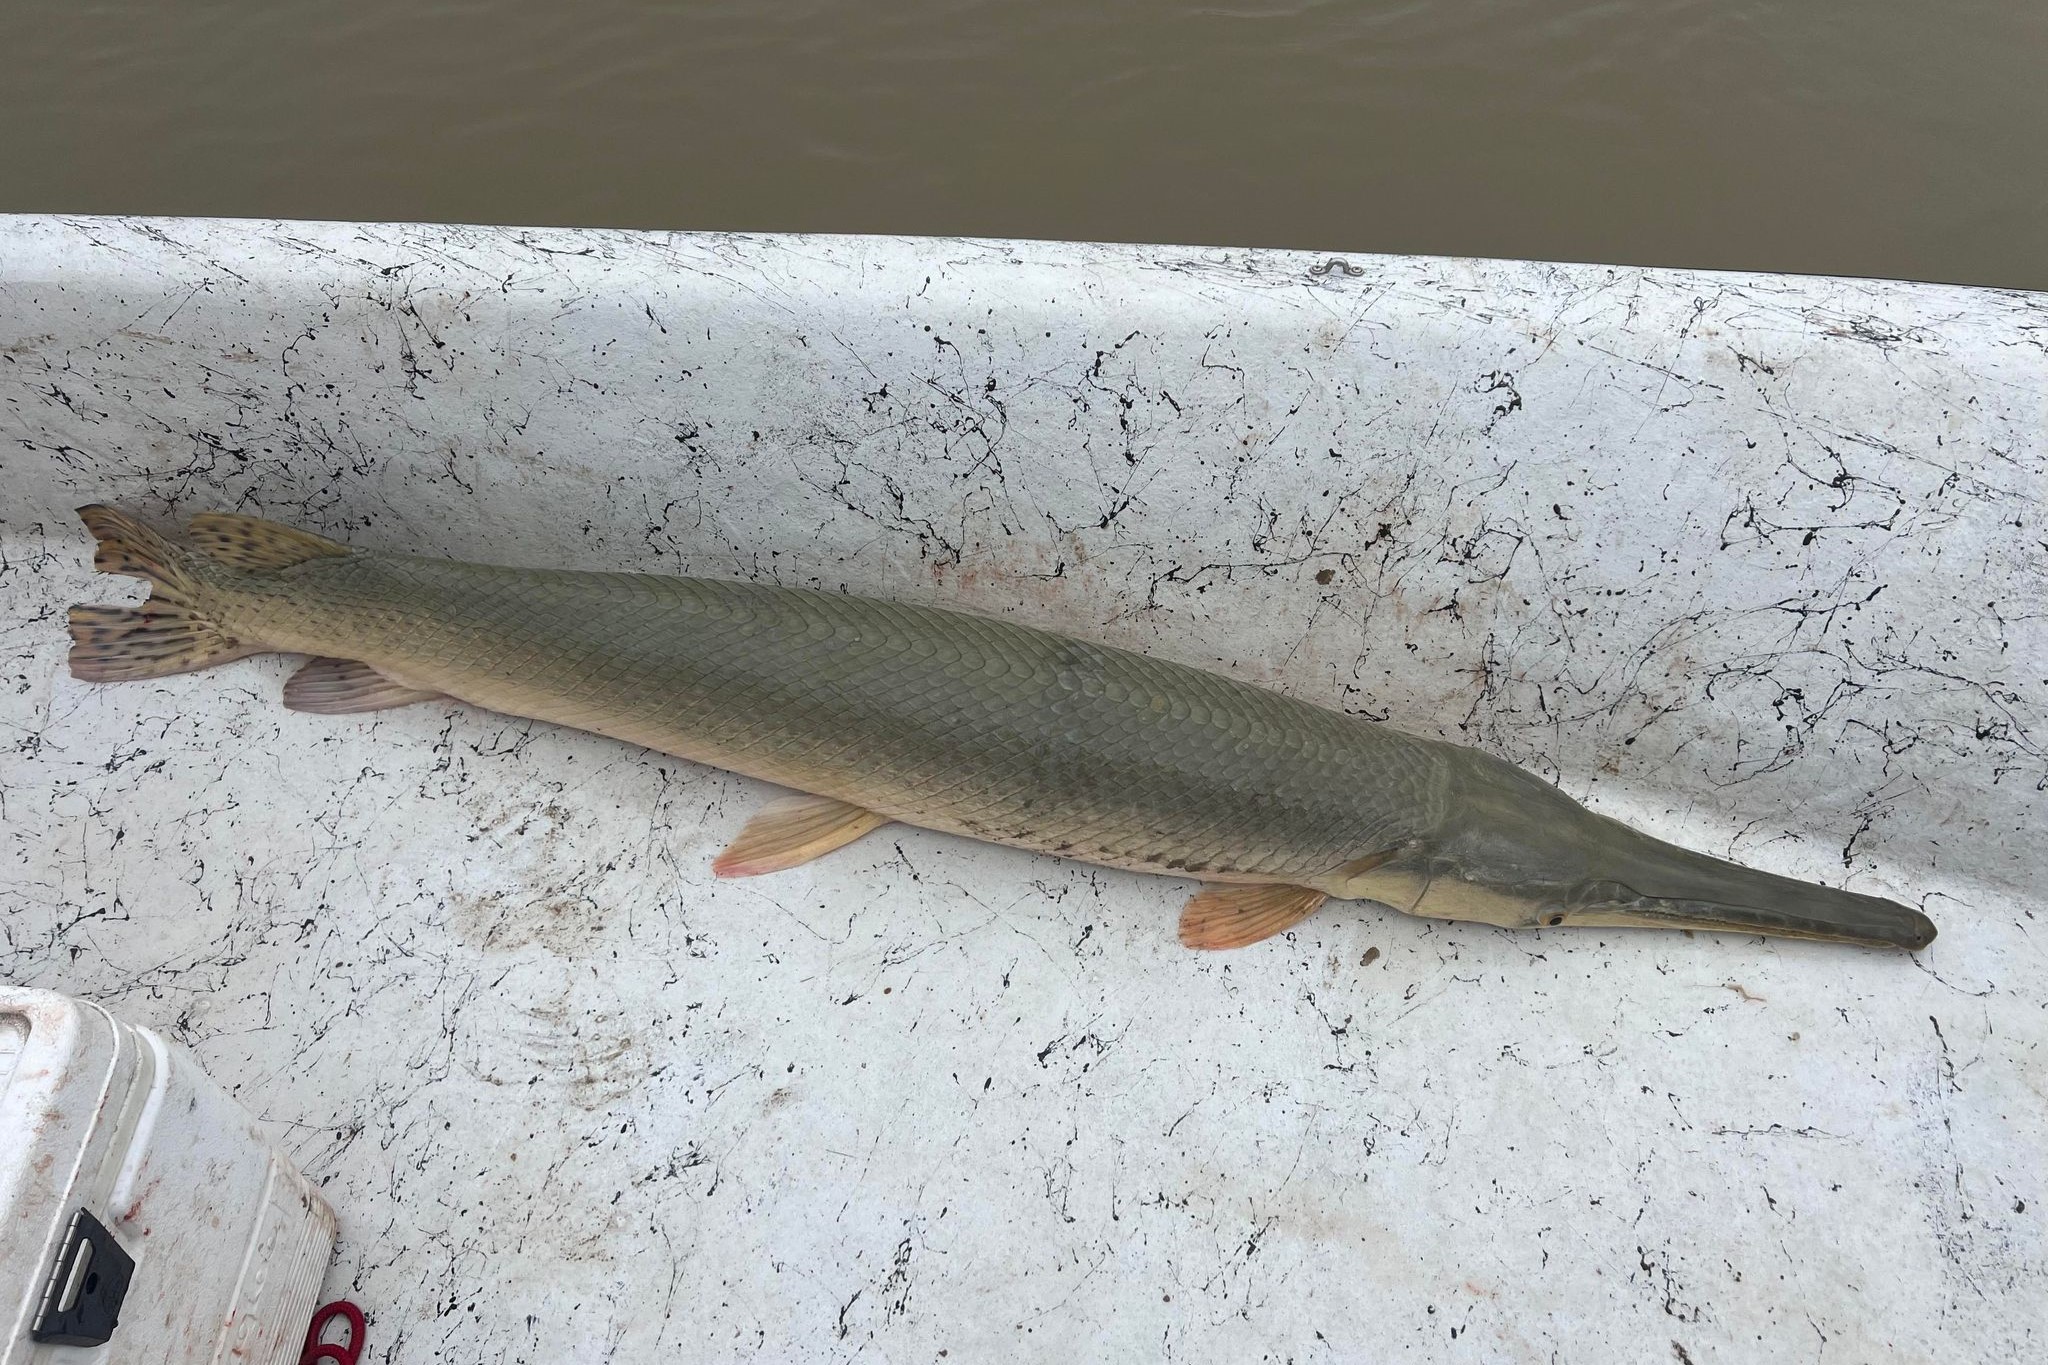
218,549,1452,886
66,507,1937,952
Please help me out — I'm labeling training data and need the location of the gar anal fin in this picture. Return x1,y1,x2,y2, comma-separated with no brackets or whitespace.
283,657,444,714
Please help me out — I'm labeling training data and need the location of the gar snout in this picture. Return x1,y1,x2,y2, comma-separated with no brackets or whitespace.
1418,759,1935,950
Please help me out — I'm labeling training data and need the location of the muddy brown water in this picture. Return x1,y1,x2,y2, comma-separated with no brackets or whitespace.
3,1,2043,289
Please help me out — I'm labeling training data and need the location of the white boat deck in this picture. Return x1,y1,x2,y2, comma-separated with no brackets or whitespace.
2,216,2042,1361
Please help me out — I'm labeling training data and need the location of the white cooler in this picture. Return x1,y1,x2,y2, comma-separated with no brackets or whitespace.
1,987,337,1364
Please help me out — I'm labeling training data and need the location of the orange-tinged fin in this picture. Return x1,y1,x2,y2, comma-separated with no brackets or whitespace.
712,793,890,877
284,657,444,714
70,505,252,681
187,512,349,571
1178,883,1328,950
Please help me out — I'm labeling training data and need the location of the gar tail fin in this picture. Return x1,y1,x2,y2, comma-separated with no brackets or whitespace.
68,505,253,681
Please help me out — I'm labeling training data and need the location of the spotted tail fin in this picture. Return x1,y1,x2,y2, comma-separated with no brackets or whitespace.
68,505,254,681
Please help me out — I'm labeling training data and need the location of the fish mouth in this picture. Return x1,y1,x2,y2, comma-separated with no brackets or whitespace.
1561,879,1936,951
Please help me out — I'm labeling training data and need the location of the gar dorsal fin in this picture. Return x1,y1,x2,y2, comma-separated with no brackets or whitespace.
187,512,351,571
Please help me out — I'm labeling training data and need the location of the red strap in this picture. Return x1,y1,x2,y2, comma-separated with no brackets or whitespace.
300,1301,366,1365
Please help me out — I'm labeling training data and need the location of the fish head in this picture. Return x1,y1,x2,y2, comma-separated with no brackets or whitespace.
1364,758,1606,928
1352,755,1935,949
1399,826,1596,931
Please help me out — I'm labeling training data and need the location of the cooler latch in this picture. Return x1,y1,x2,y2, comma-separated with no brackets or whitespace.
30,1207,136,1346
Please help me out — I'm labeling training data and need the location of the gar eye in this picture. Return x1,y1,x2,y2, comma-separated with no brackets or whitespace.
1545,913,1565,927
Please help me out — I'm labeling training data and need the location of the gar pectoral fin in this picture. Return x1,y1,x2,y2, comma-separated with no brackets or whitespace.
284,657,445,714
712,793,890,877
1178,883,1327,950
